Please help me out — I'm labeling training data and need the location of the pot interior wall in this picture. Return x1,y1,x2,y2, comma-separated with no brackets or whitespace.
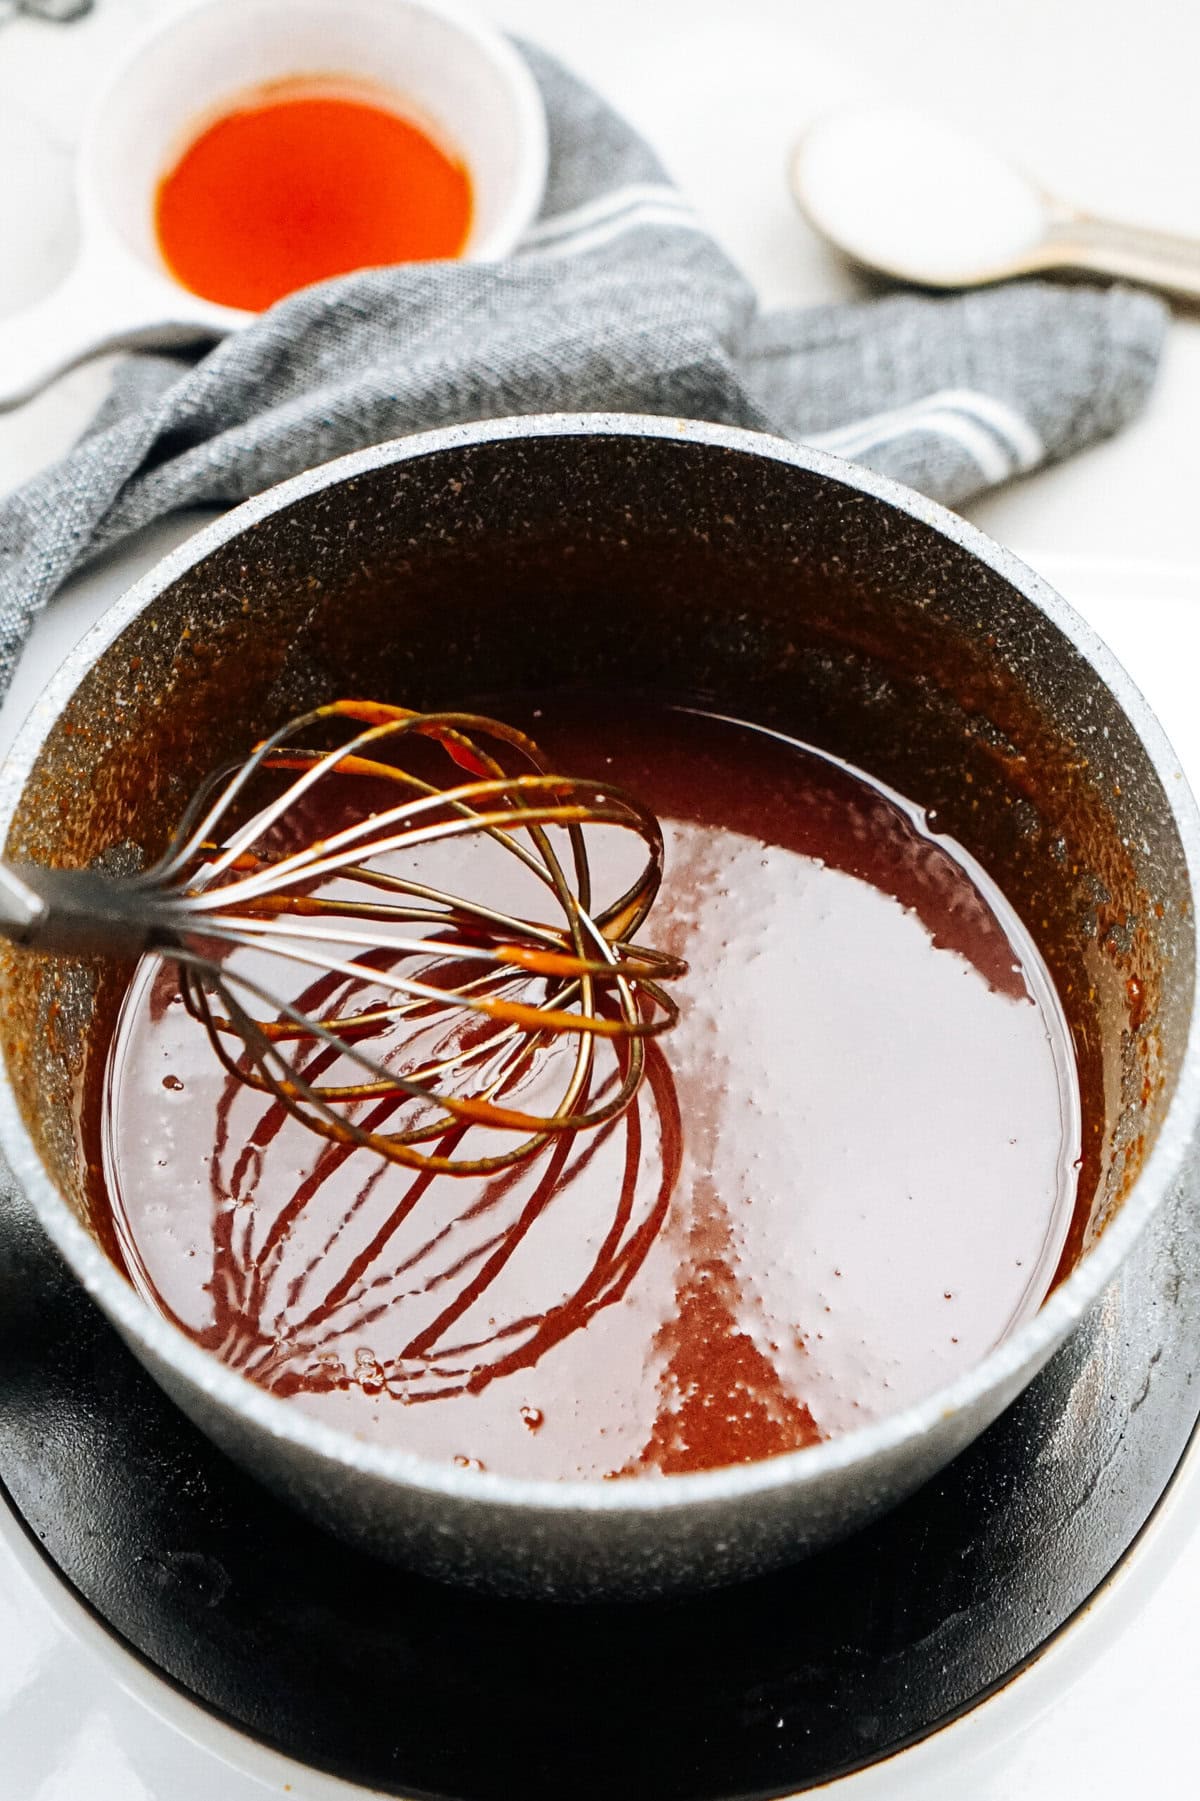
0,432,1192,1285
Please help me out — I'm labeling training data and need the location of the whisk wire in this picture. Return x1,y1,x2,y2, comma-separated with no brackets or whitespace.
138,702,682,1175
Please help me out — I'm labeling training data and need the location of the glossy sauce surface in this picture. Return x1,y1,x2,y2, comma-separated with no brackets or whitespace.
102,699,1081,1480
156,84,472,311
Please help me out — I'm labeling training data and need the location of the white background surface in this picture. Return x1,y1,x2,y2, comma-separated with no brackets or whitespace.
1,0,1199,1795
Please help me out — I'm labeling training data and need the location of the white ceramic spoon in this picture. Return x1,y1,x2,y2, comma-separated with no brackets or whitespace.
791,102,1200,299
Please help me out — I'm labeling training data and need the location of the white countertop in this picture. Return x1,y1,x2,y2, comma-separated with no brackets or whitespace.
2,1,1199,1795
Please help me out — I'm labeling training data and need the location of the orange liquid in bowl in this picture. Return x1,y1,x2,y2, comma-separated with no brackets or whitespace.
155,84,473,312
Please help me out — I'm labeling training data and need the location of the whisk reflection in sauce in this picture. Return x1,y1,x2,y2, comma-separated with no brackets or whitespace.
191,1002,683,1409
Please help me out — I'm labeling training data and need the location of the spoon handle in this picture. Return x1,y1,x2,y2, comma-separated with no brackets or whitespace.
1052,209,1200,302
0,260,221,413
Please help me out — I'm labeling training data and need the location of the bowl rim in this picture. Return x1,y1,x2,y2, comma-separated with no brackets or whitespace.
3,411,1198,1519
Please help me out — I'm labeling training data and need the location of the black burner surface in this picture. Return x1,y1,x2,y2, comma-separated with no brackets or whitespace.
1,1162,1197,1800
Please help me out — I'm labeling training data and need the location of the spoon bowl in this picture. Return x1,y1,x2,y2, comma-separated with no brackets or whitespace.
791,102,1200,300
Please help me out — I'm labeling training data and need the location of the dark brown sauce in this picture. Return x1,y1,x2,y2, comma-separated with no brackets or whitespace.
101,698,1081,1480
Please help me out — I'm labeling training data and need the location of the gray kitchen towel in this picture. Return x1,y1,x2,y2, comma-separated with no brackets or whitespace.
0,42,1167,696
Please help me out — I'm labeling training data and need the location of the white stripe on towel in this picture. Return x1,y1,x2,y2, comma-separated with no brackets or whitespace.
521,181,693,246
806,387,1045,483
519,201,704,263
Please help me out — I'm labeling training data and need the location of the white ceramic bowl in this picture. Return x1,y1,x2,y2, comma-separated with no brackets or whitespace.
0,0,547,409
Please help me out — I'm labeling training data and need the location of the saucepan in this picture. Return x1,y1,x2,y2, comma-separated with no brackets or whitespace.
0,414,1197,1599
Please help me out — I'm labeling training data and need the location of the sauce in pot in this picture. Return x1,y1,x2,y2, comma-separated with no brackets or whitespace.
101,696,1082,1480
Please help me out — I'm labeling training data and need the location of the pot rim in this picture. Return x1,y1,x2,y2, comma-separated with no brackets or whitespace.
3,411,1198,1519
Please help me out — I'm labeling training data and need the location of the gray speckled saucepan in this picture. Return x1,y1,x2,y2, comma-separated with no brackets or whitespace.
0,414,1197,1599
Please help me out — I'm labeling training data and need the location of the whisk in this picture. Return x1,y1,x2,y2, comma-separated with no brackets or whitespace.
0,701,684,1175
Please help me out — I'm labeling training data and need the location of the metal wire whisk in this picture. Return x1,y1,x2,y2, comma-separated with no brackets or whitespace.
0,701,684,1174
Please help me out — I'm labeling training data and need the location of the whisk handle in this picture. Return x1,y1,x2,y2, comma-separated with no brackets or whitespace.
0,866,45,944
0,862,176,959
